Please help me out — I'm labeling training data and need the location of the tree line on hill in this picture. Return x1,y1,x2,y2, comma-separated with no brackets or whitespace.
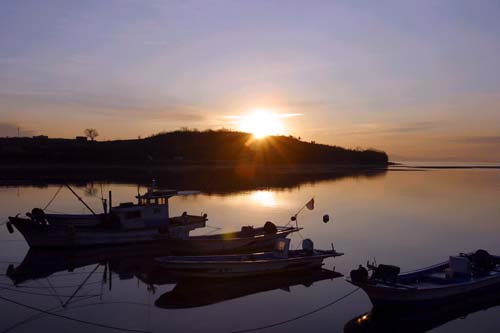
0,129,388,165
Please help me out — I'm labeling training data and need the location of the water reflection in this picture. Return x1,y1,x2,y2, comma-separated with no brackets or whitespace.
7,244,174,285
250,190,277,207
155,269,342,309
6,245,342,311
0,165,387,194
345,288,500,333
1,168,500,332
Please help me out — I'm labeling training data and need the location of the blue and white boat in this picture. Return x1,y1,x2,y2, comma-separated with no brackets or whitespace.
348,250,500,308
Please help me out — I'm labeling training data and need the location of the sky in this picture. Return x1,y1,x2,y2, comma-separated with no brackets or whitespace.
1,0,499,162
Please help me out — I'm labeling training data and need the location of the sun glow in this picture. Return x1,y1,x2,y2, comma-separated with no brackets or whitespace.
238,109,285,139
250,190,277,207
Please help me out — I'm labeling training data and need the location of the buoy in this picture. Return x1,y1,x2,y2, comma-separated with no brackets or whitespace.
323,214,330,223
6,222,14,234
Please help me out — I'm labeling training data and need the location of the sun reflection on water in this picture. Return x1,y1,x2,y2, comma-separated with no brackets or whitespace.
250,190,277,207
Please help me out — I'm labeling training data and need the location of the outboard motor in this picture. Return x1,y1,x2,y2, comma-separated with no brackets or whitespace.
372,264,400,284
263,221,277,234
471,249,493,272
350,265,369,284
302,239,314,255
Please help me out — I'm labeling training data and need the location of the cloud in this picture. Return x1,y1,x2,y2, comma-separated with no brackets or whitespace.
450,136,500,144
0,122,35,137
149,110,207,122
339,121,440,136
223,113,302,119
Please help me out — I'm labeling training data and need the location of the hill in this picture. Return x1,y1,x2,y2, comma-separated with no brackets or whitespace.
0,130,388,165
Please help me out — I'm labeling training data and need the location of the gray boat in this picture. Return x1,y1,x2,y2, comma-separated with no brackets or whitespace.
155,238,343,278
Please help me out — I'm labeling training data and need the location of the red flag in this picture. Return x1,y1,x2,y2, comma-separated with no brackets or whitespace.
306,198,314,210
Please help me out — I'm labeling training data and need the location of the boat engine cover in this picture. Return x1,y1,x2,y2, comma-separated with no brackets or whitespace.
372,264,400,284
302,239,314,255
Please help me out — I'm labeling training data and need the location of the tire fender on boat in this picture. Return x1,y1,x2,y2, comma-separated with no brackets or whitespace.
6,222,14,234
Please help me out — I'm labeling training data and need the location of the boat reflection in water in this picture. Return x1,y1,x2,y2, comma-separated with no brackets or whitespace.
154,269,342,309
345,287,500,333
6,243,174,285
6,244,342,311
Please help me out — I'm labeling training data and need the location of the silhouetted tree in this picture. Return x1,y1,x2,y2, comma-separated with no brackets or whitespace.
84,128,99,141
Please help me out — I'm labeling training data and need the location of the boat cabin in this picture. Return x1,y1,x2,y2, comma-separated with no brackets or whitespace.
108,190,177,230
108,189,206,236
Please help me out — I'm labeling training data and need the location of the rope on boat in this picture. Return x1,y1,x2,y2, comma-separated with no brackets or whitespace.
0,294,152,333
0,286,101,298
2,299,150,333
0,280,103,289
1,294,99,333
43,185,63,211
230,287,360,333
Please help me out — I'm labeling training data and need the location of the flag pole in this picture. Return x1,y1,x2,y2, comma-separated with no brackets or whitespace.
287,196,315,228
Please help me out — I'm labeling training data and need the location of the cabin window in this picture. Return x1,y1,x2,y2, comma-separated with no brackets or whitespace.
276,240,286,252
125,211,142,219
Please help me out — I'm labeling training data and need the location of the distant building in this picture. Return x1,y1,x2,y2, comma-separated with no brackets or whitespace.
75,136,88,142
33,135,48,140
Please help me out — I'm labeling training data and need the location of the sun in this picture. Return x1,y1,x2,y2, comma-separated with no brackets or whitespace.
238,109,284,139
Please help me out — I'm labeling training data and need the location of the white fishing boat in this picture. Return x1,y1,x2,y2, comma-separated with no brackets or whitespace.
155,238,343,278
6,184,300,250
348,250,500,308
7,188,207,248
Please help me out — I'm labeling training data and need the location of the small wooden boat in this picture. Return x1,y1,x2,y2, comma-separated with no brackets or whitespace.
155,238,343,278
348,249,500,308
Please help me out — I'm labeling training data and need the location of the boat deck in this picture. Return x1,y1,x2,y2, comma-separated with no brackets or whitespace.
157,249,342,264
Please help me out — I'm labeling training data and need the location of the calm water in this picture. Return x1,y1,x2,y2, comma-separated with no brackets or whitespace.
0,168,499,332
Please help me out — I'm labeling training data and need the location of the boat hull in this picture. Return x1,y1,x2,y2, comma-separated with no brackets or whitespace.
350,258,500,308
156,252,342,278
165,230,296,255
8,217,298,253
10,218,172,247
360,275,500,308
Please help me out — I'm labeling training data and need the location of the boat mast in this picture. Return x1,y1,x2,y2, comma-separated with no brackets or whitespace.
64,184,97,216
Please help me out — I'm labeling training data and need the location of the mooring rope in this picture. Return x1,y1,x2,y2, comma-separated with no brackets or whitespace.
2,299,150,333
0,287,101,298
230,287,360,333
0,294,152,333
43,185,63,211
0,280,103,289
